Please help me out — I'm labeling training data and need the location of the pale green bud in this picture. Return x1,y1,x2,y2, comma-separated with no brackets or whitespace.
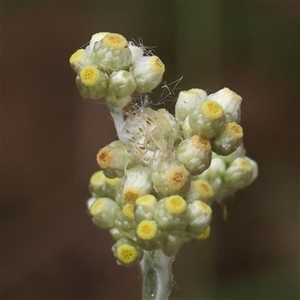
96,141,136,178
131,55,165,93
122,166,153,203
197,157,226,181
224,157,255,189
89,170,121,199
93,33,132,71
90,197,121,229
112,237,143,267
69,49,93,73
151,161,191,198
154,196,188,234
189,100,226,139
115,203,136,239
175,135,212,175
134,195,158,223
184,180,214,204
181,116,194,139
206,87,242,123
175,88,207,124
75,66,109,99
211,122,243,156
106,70,137,108
186,200,212,236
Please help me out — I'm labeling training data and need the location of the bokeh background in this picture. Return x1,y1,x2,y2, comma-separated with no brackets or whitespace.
2,2,299,299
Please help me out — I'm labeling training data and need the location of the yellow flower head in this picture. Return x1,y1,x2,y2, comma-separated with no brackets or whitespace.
79,66,100,87
137,220,157,240
96,148,113,169
166,166,189,191
102,33,128,50
123,186,141,203
117,244,137,264
165,195,187,214
194,180,214,202
225,122,243,138
197,226,211,240
122,203,135,220
201,100,223,119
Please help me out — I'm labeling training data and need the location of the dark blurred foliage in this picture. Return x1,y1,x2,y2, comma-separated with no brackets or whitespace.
2,2,299,299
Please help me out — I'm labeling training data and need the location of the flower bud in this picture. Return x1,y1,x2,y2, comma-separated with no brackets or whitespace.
186,200,212,236
106,70,137,107
93,33,132,71
90,197,121,229
175,135,211,175
162,235,185,257
152,161,191,198
134,195,158,223
122,166,153,203
69,49,92,73
196,225,211,240
131,55,165,93
96,141,136,178
175,88,207,124
112,237,143,267
206,87,242,123
189,100,226,139
211,122,243,156
115,203,136,239
128,42,144,62
184,180,214,204
75,66,109,99
154,196,188,234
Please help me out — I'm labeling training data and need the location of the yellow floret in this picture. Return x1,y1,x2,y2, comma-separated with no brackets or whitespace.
102,33,128,50
165,195,187,214
197,226,211,240
123,187,141,203
90,198,105,216
96,148,113,169
90,171,105,186
235,158,253,172
122,203,134,220
191,135,211,151
201,100,223,119
149,56,165,74
194,180,214,202
194,200,212,215
136,195,157,206
104,176,121,186
117,244,137,264
80,66,100,86
225,122,243,138
137,220,157,240
166,166,189,190
69,49,85,65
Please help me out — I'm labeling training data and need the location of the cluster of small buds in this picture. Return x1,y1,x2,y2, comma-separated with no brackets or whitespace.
70,32,165,108
71,32,258,267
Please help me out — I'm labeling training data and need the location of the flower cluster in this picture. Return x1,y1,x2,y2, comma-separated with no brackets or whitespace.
70,32,165,108
70,32,258,267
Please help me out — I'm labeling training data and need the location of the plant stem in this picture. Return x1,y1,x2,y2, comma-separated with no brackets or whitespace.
140,250,175,300
109,106,128,142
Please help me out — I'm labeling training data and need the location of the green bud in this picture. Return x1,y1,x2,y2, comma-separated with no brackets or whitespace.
186,200,212,236
162,234,185,257
115,203,136,239
189,100,226,139
154,196,188,234
211,122,243,156
175,88,207,124
75,66,109,99
131,55,165,93
175,135,212,175
96,141,136,178
110,227,124,240
184,180,214,204
152,161,191,198
134,195,158,224
122,166,153,204
206,87,242,123
112,237,143,267
90,197,121,229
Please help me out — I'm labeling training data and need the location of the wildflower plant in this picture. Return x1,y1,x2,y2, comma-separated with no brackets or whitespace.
70,32,258,300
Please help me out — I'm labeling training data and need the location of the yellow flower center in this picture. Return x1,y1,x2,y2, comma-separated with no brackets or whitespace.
166,166,189,190
137,220,157,240
165,195,187,214
117,244,137,264
191,135,211,151
225,122,243,138
80,66,100,86
123,187,141,203
90,198,105,216
149,56,165,74
122,203,135,220
194,180,214,201
96,148,113,169
201,100,223,119
102,33,128,50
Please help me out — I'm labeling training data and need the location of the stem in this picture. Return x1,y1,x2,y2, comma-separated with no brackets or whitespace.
108,106,128,142
140,250,175,300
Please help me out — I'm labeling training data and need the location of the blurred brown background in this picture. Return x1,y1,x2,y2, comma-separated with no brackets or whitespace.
2,2,299,300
